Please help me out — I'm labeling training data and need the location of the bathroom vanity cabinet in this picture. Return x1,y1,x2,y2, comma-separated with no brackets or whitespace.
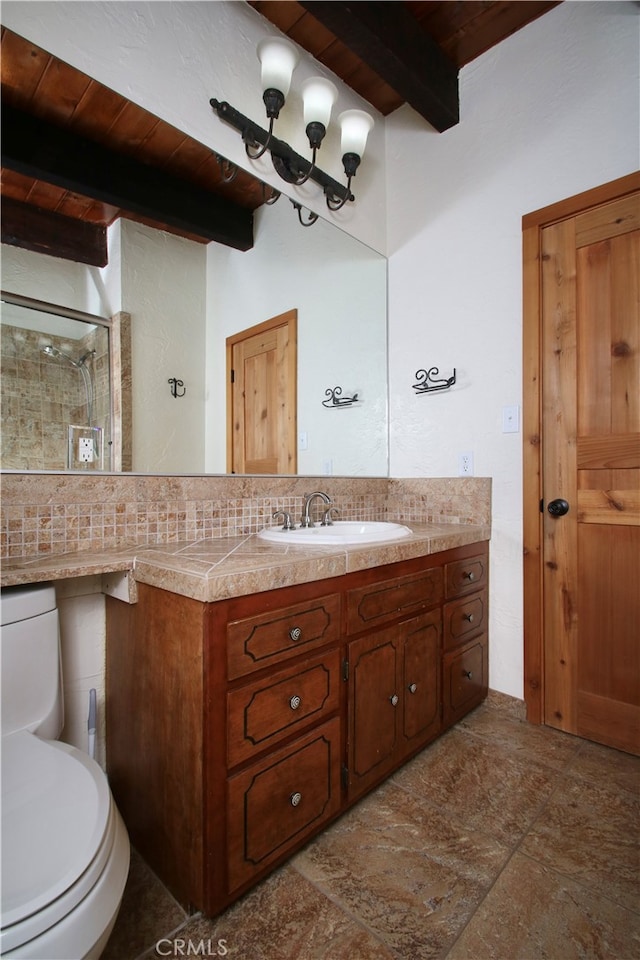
106,540,488,916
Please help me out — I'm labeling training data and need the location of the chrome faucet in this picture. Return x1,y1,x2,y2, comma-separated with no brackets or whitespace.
301,491,331,527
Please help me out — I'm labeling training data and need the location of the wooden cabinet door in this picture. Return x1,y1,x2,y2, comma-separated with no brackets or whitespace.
540,191,640,754
347,625,401,798
400,609,441,755
347,610,442,798
227,718,341,893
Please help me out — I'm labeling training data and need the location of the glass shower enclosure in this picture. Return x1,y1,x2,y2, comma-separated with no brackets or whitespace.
1,293,112,471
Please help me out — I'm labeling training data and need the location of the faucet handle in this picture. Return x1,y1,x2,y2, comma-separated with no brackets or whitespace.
320,507,339,526
272,510,295,530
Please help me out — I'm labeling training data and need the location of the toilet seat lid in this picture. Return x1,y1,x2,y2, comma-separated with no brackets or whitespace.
1,731,112,928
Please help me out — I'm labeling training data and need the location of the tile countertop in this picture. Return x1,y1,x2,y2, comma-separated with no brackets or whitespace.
0,522,490,603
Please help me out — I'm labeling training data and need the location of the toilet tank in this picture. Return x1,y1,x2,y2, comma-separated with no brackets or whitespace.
1,583,64,739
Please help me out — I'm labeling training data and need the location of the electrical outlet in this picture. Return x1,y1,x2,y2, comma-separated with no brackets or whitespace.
298,431,308,451
79,437,94,463
458,451,474,476
68,425,103,470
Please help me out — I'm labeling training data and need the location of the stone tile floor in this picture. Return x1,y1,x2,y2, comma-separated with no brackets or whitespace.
103,696,640,959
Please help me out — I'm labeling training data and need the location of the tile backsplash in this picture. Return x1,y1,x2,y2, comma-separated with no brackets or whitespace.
1,473,491,561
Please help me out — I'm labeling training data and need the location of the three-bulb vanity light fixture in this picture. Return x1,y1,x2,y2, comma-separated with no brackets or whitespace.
210,36,374,225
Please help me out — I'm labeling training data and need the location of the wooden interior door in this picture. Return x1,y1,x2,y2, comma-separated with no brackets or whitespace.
226,310,297,474
523,175,640,755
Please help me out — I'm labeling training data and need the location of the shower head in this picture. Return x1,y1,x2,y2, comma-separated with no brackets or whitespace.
42,344,77,366
42,345,94,367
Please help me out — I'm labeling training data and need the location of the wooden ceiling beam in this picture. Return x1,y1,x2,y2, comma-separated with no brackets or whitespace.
298,1,459,131
1,104,255,251
1,196,108,267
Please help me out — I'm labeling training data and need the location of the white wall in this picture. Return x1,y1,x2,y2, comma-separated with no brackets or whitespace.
1,0,386,253
386,0,639,698
1,244,111,317
56,577,107,767
116,221,208,474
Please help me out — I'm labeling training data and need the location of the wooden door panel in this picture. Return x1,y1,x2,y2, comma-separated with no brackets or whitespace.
575,194,640,247
577,434,640,468
539,186,640,753
541,217,579,735
578,525,640,708
227,310,297,474
611,233,640,432
577,692,640,754
576,488,640,525
577,233,639,435
244,345,279,473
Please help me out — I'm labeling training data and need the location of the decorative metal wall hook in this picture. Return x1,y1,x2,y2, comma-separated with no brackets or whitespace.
322,386,359,408
412,367,456,394
168,378,186,398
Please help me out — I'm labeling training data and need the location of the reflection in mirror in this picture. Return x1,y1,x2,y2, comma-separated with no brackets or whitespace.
1,196,388,476
1,297,112,471
206,198,388,476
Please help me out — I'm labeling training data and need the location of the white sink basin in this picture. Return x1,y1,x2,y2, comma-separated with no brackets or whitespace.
257,521,413,546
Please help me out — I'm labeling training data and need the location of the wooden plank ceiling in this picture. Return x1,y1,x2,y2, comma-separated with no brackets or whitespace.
1,1,560,266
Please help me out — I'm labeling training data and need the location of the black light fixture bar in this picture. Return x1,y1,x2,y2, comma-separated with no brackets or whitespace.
210,99,353,206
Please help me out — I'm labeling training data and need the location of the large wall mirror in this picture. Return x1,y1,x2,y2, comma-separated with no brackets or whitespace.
1,196,389,477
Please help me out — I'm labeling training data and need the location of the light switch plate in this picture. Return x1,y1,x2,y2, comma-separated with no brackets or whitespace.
502,405,520,433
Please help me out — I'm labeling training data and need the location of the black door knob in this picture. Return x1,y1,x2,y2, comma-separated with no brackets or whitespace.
547,498,570,517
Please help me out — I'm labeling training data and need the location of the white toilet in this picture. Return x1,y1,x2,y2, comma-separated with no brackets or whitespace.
1,582,130,960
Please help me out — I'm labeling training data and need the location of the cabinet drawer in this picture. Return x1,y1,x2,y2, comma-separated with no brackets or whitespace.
227,650,340,766
227,594,341,679
443,590,487,651
445,554,487,599
226,717,341,892
346,567,443,635
443,635,488,727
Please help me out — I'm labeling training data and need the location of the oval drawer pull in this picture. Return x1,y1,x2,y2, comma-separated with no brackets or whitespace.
463,613,475,623
289,695,302,710
463,670,473,679
463,571,475,582
289,626,302,641
389,694,399,706
290,791,302,807
408,683,417,694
